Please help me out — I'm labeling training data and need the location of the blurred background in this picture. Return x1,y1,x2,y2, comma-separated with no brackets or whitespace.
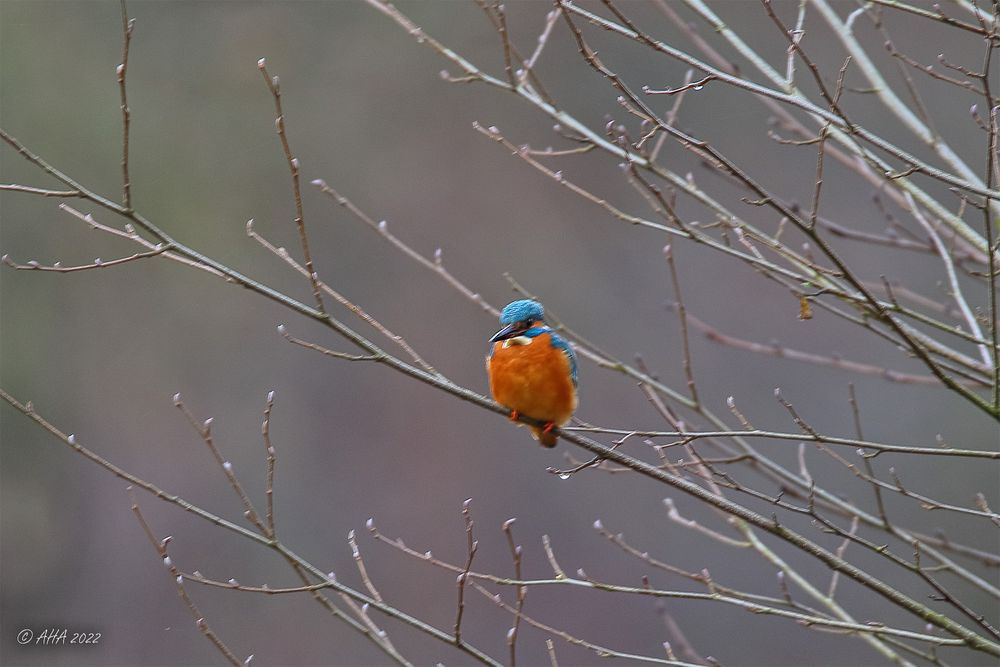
2,1,997,665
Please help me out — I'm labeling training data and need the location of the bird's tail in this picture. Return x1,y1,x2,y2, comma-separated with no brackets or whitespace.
531,426,558,448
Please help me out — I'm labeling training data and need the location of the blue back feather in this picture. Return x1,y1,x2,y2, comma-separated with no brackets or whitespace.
532,328,578,387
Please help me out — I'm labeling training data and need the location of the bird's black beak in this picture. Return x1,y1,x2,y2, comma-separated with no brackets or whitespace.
490,321,528,343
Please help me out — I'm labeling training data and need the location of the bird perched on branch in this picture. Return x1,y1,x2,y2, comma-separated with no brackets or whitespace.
487,299,578,447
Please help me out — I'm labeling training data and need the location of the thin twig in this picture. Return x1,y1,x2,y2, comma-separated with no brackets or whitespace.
278,324,383,362
474,582,701,665
260,390,277,537
3,246,170,273
172,395,268,536
128,488,242,666
903,191,991,367
247,219,442,377
0,184,81,197
117,0,134,210
257,59,326,315
664,245,699,407
502,518,526,667
455,499,478,646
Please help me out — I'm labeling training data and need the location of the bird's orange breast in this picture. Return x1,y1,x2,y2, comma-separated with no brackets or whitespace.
487,332,577,425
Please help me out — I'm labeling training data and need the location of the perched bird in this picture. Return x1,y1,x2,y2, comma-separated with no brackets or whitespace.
486,299,578,447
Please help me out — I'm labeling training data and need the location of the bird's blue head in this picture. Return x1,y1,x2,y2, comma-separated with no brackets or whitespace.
491,299,545,342
500,299,544,325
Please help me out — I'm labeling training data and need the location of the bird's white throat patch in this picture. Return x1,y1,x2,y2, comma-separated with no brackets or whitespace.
502,336,533,348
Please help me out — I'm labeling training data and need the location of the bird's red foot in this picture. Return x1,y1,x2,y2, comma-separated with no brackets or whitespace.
542,422,555,434
509,410,520,422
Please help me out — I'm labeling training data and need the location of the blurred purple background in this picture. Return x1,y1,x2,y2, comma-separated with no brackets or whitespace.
2,1,997,665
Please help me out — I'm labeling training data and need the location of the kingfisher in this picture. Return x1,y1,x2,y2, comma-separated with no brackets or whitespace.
486,299,578,447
